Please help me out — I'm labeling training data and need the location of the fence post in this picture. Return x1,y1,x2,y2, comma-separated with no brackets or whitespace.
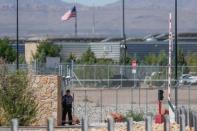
108,117,114,131
175,109,178,123
120,65,123,88
116,89,118,113
100,89,103,122
177,108,181,124
189,109,193,127
11,119,18,131
130,86,133,111
164,115,170,131
108,64,110,88
83,65,85,86
127,118,133,131
145,114,152,131
180,115,185,131
188,85,191,110
139,87,141,110
34,60,37,74
180,107,187,126
186,109,189,127
195,113,197,131
94,65,96,87
82,116,88,131
47,117,54,131
85,89,87,116
58,64,61,76
145,88,148,114
192,111,196,128
182,107,187,126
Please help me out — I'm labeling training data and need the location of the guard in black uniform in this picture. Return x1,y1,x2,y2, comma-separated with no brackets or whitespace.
62,89,73,125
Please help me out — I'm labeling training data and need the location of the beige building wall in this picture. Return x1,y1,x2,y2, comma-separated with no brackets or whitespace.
31,75,62,126
25,42,39,64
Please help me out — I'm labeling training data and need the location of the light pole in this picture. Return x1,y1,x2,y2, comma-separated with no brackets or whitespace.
174,0,178,107
16,0,19,70
121,0,127,65
92,0,95,35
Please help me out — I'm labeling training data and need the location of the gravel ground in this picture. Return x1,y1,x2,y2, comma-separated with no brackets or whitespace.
73,103,197,122
71,87,197,122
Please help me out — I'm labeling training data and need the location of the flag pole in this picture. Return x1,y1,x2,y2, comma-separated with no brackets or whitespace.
92,0,95,35
74,0,78,37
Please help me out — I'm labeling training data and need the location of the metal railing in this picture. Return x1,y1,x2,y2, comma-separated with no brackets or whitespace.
0,117,135,131
3,111,197,131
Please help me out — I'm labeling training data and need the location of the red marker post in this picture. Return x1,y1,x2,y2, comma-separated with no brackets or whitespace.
131,59,137,74
131,59,137,87
131,59,140,108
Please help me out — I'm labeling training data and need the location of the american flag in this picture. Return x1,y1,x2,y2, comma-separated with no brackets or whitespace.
61,6,76,21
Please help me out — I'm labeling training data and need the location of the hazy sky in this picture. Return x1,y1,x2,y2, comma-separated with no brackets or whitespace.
62,0,119,6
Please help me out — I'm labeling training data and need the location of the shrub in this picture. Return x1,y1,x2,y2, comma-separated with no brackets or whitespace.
0,38,16,63
0,108,6,126
0,60,38,126
126,110,144,122
33,40,61,63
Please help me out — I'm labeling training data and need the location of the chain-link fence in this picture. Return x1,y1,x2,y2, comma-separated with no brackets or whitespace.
71,85,197,122
5,64,197,88
60,64,197,88
3,63,197,123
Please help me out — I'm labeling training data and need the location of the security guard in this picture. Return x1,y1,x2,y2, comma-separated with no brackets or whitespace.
62,89,73,125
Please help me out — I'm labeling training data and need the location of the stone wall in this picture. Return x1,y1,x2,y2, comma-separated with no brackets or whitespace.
31,75,62,126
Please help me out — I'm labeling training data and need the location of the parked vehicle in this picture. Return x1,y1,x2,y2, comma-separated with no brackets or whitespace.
179,74,197,85
179,74,192,85
189,76,197,84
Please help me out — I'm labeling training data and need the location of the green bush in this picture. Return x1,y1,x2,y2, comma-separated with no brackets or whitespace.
0,38,16,63
33,40,61,63
0,60,38,126
126,110,144,122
